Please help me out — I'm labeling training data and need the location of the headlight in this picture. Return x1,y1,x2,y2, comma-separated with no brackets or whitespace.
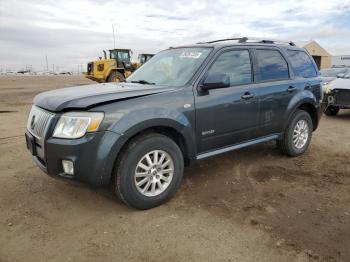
323,83,334,95
53,112,104,139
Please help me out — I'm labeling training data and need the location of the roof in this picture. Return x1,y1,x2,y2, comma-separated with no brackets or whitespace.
109,48,131,52
295,40,331,57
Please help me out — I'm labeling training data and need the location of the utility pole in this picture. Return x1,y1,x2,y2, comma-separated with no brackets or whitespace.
45,55,49,72
112,24,116,49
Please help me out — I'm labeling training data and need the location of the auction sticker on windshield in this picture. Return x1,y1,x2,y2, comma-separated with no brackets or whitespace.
180,52,202,59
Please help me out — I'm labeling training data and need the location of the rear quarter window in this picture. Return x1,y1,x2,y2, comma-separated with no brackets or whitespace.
286,50,318,78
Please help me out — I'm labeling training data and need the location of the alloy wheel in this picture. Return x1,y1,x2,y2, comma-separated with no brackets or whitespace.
134,150,174,197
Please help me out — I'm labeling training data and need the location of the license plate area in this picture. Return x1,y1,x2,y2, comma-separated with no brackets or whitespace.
25,132,37,156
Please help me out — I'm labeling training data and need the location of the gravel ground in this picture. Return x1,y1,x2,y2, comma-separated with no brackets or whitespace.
0,76,349,262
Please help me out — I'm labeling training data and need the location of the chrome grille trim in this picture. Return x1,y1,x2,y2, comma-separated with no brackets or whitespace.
27,105,54,139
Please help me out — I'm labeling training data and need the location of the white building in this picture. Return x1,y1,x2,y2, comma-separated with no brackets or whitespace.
332,55,350,67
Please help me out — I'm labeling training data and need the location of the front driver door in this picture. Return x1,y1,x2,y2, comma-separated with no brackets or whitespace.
195,49,260,154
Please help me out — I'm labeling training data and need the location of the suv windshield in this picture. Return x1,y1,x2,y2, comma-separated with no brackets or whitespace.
320,68,349,77
127,47,212,87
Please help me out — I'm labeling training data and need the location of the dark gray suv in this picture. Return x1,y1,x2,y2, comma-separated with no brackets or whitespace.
25,37,322,209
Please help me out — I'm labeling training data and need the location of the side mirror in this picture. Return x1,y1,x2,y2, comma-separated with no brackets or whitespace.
201,73,230,91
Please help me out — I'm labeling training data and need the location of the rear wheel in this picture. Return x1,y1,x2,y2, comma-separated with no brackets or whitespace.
278,110,313,157
113,133,184,210
107,71,125,82
324,105,340,116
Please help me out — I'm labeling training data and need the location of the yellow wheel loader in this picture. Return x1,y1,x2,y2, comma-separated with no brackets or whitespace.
85,49,135,83
132,54,154,70
139,53,154,65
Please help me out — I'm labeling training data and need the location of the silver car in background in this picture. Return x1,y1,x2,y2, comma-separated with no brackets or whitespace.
320,67,350,85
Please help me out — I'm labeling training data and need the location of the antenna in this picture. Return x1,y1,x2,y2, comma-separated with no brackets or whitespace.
112,24,116,49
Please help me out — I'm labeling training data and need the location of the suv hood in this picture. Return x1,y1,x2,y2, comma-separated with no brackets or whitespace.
328,78,350,90
321,76,337,85
34,82,176,112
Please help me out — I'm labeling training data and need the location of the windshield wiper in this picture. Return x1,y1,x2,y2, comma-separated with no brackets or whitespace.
130,80,156,85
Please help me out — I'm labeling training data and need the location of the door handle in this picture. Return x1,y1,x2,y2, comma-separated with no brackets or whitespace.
287,86,297,92
241,92,255,100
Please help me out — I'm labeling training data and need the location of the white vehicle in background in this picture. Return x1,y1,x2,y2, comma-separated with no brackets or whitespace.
324,72,350,116
320,67,350,85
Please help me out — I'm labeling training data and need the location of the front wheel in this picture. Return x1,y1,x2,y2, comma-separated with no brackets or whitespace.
278,110,313,157
113,133,184,210
107,71,125,82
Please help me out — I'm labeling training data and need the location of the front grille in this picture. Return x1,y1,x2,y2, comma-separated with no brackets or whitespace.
87,62,93,73
97,64,104,71
313,85,322,101
334,89,350,105
27,106,54,139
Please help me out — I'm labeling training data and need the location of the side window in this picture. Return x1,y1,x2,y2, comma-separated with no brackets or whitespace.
207,50,252,86
286,50,318,78
255,49,289,81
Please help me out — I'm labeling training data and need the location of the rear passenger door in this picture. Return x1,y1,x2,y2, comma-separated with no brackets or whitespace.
252,48,296,136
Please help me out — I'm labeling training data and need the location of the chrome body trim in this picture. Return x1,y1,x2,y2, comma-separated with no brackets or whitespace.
196,134,279,160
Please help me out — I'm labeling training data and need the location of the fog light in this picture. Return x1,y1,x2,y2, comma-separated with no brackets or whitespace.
62,160,74,175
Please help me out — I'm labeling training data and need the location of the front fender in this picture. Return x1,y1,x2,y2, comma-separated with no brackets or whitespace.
108,107,197,158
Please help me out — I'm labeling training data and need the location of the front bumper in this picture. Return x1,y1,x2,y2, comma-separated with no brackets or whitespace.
324,89,350,108
26,130,125,186
85,74,105,83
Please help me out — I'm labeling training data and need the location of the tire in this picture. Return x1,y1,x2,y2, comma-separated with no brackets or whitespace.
107,71,125,82
324,105,340,116
113,133,184,210
278,110,313,157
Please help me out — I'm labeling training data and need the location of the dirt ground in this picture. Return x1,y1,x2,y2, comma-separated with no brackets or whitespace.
0,76,349,262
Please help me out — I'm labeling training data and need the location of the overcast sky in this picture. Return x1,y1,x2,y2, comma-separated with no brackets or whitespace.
1,0,350,71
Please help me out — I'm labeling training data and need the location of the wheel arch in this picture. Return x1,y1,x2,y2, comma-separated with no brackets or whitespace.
297,102,318,130
124,126,192,163
284,99,319,131
111,119,196,179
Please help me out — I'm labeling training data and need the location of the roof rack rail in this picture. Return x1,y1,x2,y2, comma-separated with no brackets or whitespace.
197,37,243,44
197,37,296,46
